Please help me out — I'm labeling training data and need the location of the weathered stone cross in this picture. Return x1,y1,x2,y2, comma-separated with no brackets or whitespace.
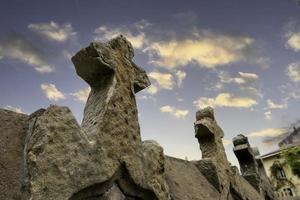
24,36,170,200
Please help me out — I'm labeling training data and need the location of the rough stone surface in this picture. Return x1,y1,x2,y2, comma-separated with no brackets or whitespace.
24,36,169,200
194,107,273,200
0,36,280,200
0,109,28,200
165,156,220,200
194,107,231,198
233,134,277,199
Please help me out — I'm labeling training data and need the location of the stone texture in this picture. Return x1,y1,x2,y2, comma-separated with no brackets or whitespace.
0,109,28,200
24,36,169,200
233,134,277,199
194,107,272,200
165,156,220,200
194,107,231,198
0,35,280,200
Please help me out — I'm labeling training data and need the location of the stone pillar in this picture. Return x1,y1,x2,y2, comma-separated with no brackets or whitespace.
194,107,230,198
233,134,277,199
24,36,170,200
233,134,260,191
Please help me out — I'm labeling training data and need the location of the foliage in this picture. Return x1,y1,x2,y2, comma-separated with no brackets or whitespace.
281,146,300,178
270,160,282,178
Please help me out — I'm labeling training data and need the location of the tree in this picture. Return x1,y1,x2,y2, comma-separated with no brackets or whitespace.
281,146,300,178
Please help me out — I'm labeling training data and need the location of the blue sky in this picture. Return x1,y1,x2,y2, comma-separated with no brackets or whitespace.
1,0,300,166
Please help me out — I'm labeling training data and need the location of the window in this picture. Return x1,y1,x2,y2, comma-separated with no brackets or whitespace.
283,188,295,197
276,167,286,179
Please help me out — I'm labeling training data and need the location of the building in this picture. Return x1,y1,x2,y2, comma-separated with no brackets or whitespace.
261,127,300,199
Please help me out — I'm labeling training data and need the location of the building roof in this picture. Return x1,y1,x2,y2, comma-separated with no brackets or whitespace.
260,149,280,159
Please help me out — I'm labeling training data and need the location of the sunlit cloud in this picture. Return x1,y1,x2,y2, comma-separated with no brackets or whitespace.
94,20,150,49
145,71,174,94
144,31,268,69
148,71,174,90
248,128,286,138
28,21,76,42
41,83,65,101
71,87,91,102
218,71,262,97
193,93,257,109
286,31,300,52
3,105,25,114
0,33,54,73
160,105,189,119
175,70,186,87
286,61,300,82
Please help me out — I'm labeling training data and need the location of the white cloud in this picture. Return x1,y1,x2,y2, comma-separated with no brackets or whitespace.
41,83,65,101
266,99,287,109
28,21,76,42
248,128,286,138
0,34,54,73
285,31,300,52
175,70,186,87
144,70,187,95
286,62,300,82
94,20,150,49
218,71,262,97
145,71,175,94
264,111,272,120
144,31,267,69
145,85,159,94
4,105,25,114
193,93,257,109
148,71,174,90
219,71,258,85
71,87,91,102
160,105,189,119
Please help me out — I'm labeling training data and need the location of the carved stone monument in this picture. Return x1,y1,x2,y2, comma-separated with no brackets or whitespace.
233,134,276,199
0,35,278,200
24,36,170,200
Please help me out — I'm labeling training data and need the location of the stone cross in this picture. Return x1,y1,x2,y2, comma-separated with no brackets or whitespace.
194,107,230,199
233,134,277,199
24,36,170,200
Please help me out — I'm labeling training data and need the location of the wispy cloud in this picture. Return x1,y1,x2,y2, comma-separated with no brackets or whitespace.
71,87,91,102
160,105,189,119
219,71,258,84
264,111,272,120
93,20,268,71
175,70,186,87
41,83,65,101
286,61,300,82
218,71,262,97
0,33,54,73
193,93,257,109
144,30,268,69
266,99,287,109
248,128,286,138
286,31,300,52
3,105,25,114
144,70,187,94
94,20,150,49
28,21,76,42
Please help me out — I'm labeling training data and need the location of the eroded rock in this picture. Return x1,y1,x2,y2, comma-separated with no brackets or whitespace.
24,36,169,200
0,109,28,200
233,134,277,199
